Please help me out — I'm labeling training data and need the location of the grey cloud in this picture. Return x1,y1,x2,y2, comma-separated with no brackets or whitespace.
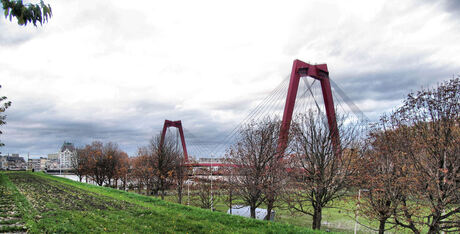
443,0,460,13
1,95,237,158
334,63,458,103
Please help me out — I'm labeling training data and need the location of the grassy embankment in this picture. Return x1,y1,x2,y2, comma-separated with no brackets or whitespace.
0,171,324,233
162,189,376,233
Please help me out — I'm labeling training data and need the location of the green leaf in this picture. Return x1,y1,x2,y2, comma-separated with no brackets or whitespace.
18,16,24,25
4,8,9,18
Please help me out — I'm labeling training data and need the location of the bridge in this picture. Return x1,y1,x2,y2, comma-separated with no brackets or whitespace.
159,59,367,169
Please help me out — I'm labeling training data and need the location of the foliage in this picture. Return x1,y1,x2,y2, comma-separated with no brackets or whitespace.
390,77,460,233
1,0,52,26
0,85,11,149
355,116,418,234
74,141,126,186
355,77,459,233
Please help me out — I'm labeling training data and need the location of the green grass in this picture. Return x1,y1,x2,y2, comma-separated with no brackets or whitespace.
0,173,30,233
1,171,325,233
162,190,372,233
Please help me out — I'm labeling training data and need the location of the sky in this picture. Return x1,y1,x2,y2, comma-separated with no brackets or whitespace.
1,0,459,158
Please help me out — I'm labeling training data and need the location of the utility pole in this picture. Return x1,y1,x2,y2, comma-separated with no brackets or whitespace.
354,189,369,234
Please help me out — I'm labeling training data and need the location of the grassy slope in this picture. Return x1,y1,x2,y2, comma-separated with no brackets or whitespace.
3,172,324,234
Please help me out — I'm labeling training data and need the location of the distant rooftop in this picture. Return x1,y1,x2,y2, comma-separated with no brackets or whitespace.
60,142,75,152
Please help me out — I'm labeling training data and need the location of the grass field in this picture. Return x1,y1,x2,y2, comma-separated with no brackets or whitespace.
0,171,324,233
161,188,375,233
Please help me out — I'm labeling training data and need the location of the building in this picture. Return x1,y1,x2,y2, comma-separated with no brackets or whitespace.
27,157,48,171
47,153,59,161
40,157,48,170
28,158,41,171
1,154,26,170
0,156,6,170
58,142,76,169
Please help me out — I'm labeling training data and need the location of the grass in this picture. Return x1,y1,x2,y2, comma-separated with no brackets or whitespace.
1,171,325,233
162,190,373,233
0,173,30,233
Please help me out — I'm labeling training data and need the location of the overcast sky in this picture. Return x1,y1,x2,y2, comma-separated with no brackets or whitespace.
1,0,459,158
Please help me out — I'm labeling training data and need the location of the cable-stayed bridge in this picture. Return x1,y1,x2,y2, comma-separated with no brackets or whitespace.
160,59,368,168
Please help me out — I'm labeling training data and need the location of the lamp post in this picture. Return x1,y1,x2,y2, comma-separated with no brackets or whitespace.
210,154,214,211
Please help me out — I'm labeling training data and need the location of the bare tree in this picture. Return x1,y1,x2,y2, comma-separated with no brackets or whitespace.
227,118,282,219
140,133,180,199
102,142,122,186
263,155,287,220
192,175,217,209
73,147,90,182
131,153,151,194
85,141,105,186
355,116,414,234
390,78,460,233
114,151,130,190
222,166,239,214
174,157,189,204
286,110,364,230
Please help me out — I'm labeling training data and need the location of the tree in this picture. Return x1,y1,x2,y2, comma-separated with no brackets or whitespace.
286,110,364,230
73,147,90,182
131,154,151,194
0,85,11,150
79,141,124,187
227,118,282,219
355,116,415,234
115,152,130,190
136,133,180,199
2,0,52,26
173,156,189,204
262,153,287,220
390,78,460,233
102,142,122,186
84,141,105,186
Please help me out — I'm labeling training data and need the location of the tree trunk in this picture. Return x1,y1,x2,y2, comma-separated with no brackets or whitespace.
161,189,165,200
177,185,183,204
428,217,440,234
378,218,387,234
250,206,256,219
312,206,322,230
265,201,273,220
229,190,233,214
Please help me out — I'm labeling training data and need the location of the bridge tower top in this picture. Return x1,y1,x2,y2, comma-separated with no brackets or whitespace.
278,59,340,155
160,120,189,161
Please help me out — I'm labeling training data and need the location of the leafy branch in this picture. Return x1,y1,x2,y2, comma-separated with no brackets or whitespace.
2,0,52,26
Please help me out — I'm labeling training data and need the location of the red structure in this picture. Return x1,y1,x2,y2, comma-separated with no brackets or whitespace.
160,120,189,161
278,59,340,155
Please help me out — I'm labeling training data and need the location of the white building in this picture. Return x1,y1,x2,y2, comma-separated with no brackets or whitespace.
59,142,76,169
